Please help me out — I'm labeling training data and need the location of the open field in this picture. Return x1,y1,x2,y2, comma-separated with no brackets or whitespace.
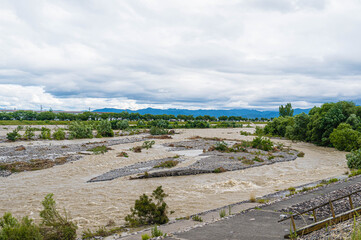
0,127,348,236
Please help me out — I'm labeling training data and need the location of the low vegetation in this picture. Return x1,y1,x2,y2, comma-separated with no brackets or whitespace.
191,215,203,222
6,129,20,142
142,140,155,149
132,141,156,153
347,149,361,169
88,145,111,154
69,121,93,139
0,194,77,240
0,157,68,173
53,128,65,140
82,226,123,239
116,152,128,158
96,120,114,137
0,213,43,240
150,127,169,135
214,167,227,173
219,209,226,218
154,160,179,168
125,186,169,227
40,127,51,140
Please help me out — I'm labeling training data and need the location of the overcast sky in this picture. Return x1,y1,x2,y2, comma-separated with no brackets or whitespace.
1,0,361,111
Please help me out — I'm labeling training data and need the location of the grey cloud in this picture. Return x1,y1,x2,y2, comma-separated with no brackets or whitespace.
0,0,361,110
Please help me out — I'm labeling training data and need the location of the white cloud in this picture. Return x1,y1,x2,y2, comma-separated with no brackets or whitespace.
0,0,361,110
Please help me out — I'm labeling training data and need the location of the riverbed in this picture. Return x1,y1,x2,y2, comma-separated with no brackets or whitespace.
0,128,348,233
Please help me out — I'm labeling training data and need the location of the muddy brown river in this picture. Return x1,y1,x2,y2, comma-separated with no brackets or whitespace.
0,128,348,233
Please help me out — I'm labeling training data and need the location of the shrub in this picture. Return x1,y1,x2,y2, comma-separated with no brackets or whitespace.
96,120,114,137
39,193,77,240
0,212,43,240
240,131,251,136
214,141,228,152
69,122,93,139
214,167,227,173
251,136,273,151
150,127,168,135
255,126,264,136
347,149,361,169
117,120,129,130
24,127,35,140
242,159,254,165
219,209,226,218
116,152,128,158
40,127,51,140
6,129,21,142
149,120,169,129
141,234,151,240
88,145,110,154
297,152,305,157
125,186,169,227
137,120,146,128
131,146,142,153
142,140,155,149
253,156,264,162
191,215,203,222
151,226,165,237
154,160,179,168
349,169,361,177
52,128,65,140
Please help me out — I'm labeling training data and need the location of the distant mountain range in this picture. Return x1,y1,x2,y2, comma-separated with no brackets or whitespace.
93,107,311,119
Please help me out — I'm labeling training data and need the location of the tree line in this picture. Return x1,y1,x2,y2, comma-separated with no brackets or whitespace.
264,101,361,151
0,110,268,122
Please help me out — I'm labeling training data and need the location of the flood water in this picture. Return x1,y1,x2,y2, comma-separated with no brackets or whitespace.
0,128,348,232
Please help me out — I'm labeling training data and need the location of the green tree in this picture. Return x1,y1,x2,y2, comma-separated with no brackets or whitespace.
37,112,56,121
279,103,294,117
285,113,310,140
96,120,114,137
347,149,361,169
39,194,77,240
125,186,169,227
329,123,361,151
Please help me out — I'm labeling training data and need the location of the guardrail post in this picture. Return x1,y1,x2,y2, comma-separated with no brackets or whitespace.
329,201,335,218
313,209,317,222
349,195,354,209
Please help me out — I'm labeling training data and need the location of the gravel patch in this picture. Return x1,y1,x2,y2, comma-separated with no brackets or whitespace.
0,136,145,177
132,139,298,179
88,157,186,182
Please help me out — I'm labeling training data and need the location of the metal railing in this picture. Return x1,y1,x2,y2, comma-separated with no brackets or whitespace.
279,188,361,235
